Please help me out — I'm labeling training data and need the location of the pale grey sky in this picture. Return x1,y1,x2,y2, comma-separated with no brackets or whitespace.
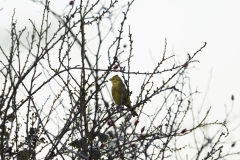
128,0,240,119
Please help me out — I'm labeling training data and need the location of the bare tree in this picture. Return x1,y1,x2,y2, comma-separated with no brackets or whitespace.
0,0,236,160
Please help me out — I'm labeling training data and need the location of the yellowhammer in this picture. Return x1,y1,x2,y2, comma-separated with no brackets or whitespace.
109,75,138,117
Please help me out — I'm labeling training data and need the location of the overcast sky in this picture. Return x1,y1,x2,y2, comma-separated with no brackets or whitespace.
1,0,240,133
127,0,240,119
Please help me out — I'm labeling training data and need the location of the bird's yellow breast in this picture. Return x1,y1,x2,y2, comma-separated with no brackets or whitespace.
111,82,124,105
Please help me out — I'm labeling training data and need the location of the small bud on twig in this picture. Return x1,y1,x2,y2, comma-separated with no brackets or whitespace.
181,129,187,134
134,120,139,126
69,1,74,5
107,119,115,126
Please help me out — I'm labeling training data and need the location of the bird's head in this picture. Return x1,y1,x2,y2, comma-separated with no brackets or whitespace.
109,75,122,85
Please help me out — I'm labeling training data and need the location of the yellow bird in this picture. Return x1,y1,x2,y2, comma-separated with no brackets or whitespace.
109,75,138,117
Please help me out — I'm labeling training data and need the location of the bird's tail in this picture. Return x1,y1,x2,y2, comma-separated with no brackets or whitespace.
126,104,138,117
131,109,138,117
